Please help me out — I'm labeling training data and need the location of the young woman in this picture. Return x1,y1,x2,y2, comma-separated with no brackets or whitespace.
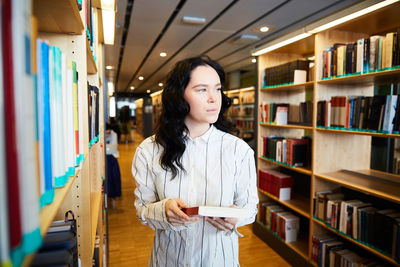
132,56,258,266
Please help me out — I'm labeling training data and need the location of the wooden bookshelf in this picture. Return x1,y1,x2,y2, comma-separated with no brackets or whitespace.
314,170,400,204
27,1,107,266
258,188,310,218
261,81,314,92
260,123,313,130
313,218,400,266
33,0,84,34
259,156,312,175
254,1,400,265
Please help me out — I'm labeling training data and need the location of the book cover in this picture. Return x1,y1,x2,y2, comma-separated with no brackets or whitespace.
181,206,252,219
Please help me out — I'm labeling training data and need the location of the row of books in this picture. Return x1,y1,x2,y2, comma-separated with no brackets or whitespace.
227,105,254,117
259,101,312,125
312,233,385,267
230,94,255,105
31,212,78,267
258,169,293,201
263,59,310,86
317,95,400,133
261,136,311,167
232,119,254,131
258,202,300,243
321,30,400,79
314,191,400,260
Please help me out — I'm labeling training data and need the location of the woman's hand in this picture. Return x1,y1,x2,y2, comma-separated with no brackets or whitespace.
165,199,200,226
205,205,239,231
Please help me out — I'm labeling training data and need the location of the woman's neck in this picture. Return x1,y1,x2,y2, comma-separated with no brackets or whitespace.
185,120,211,139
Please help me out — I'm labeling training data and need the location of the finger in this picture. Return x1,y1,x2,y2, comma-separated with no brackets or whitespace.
214,217,234,231
175,199,188,209
172,206,190,221
206,217,230,231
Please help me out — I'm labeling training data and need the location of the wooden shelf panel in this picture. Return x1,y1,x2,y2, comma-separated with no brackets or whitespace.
317,68,400,86
33,0,84,34
87,38,97,74
314,169,400,204
316,127,400,138
258,188,311,218
260,123,313,130
256,221,309,260
261,81,314,92
40,173,78,236
90,191,102,254
313,217,400,266
259,156,312,175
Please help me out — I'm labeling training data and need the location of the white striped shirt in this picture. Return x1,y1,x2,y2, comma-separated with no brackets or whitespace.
132,125,258,267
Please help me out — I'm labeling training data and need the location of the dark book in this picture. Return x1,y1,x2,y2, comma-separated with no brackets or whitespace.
317,100,326,126
373,209,396,249
369,96,386,131
382,212,400,254
346,43,355,74
363,38,370,73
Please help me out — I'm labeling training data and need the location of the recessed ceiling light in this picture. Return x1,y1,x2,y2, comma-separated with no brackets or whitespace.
260,26,269,32
251,58,257,63
158,83,163,87
130,86,135,90
146,90,151,93
160,52,167,57
138,76,144,80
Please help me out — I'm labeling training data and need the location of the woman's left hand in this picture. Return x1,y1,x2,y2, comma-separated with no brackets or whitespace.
205,205,239,231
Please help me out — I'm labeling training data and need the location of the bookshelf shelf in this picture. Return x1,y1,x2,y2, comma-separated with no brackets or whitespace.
317,68,400,86
316,127,400,138
261,81,314,92
87,38,97,74
260,123,313,130
33,0,84,34
91,191,102,254
258,188,310,218
314,170,400,204
256,221,310,260
259,156,312,175
313,217,400,266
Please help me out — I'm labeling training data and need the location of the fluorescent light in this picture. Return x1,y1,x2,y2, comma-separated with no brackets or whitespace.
146,90,151,93
101,0,115,9
260,26,269,32
251,58,256,63
130,86,135,90
308,0,399,34
138,76,144,80
182,16,206,25
109,96,116,117
103,9,115,45
108,81,114,96
252,32,311,56
239,86,255,92
158,83,163,87
160,52,167,57
106,65,113,70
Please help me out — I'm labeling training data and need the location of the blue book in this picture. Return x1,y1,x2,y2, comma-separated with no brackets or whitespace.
40,41,54,205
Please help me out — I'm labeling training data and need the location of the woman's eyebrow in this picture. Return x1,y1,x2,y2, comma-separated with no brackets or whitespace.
192,83,221,88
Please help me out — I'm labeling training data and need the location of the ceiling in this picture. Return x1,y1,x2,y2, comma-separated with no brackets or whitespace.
104,0,364,94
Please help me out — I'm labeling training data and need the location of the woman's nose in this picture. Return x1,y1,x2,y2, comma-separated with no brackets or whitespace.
208,91,216,103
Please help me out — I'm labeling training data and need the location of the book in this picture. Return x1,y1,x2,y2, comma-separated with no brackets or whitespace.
181,206,252,219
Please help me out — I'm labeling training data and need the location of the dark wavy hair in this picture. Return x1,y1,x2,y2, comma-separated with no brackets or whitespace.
154,56,233,179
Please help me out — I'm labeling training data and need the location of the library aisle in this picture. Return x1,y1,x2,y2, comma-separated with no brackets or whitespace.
108,130,290,267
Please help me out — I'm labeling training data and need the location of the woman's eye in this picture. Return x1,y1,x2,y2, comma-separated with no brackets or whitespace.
216,88,221,91
198,88,206,92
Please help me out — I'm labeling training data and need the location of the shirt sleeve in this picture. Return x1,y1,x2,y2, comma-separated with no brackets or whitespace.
132,145,187,231
233,147,259,229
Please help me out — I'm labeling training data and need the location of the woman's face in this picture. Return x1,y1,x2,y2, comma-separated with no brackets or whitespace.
183,65,222,128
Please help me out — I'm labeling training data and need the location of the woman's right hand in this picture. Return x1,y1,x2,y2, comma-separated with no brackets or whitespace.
165,199,200,226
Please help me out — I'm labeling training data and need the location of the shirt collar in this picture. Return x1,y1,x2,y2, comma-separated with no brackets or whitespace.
184,124,216,143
